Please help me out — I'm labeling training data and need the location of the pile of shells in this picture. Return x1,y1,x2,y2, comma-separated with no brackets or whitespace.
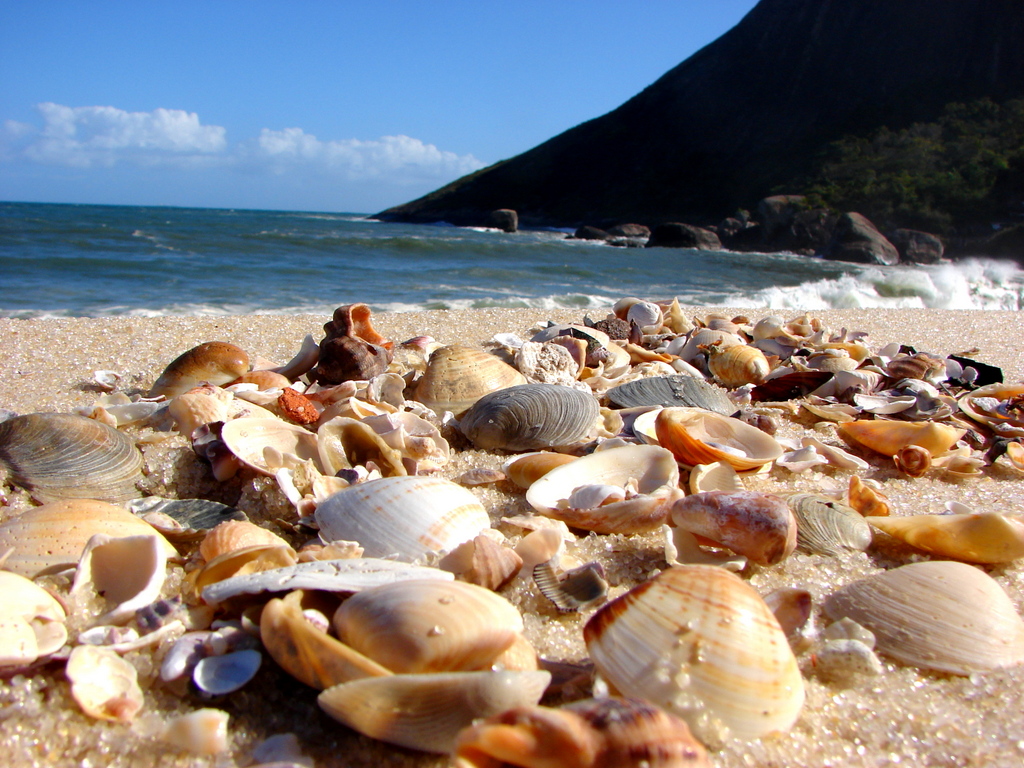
1,298,1023,768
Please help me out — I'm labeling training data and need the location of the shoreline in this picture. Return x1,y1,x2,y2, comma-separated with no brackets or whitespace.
2,305,1023,768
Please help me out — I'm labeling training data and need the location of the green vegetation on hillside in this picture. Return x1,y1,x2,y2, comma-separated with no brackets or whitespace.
804,98,1024,232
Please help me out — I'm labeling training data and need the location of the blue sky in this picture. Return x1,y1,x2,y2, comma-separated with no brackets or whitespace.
1,1,759,213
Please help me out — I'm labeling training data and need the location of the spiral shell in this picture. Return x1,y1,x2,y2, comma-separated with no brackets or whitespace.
459,383,599,451
0,413,143,504
414,345,527,417
705,343,771,388
149,341,250,398
584,565,804,743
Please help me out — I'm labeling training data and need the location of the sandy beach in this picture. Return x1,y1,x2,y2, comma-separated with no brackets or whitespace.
1,305,1023,768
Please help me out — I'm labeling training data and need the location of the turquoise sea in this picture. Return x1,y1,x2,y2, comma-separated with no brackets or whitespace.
2,201,1022,318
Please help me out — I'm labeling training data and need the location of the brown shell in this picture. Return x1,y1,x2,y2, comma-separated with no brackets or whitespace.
149,341,250,398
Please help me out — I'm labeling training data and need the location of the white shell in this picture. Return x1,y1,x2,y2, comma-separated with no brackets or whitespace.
71,533,169,625
220,417,323,475
314,476,490,562
65,645,144,722
0,571,67,666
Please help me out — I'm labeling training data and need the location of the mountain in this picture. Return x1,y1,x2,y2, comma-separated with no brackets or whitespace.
375,0,1024,230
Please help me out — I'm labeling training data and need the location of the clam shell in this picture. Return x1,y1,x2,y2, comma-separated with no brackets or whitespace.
0,499,177,578
526,444,682,534
199,520,291,562
836,419,965,457
957,383,1024,438
0,413,143,503
193,649,263,696
0,571,67,665
414,345,527,417
503,452,578,488
864,512,1024,564
789,493,872,556
670,491,797,565
654,407,784,471
606,375,733,414
824,560,1024,674
459,383,599,451
220,417,323,475
333,580,527,674
318,670,551,753
66,645,144,722
314,476,490,562
584,565,804,743
149,341,250,398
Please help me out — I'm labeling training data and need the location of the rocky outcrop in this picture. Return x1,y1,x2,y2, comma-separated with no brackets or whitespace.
572,226,611,241
822,213,900,266
607,223,651,239
646,223,722,250
889,229,945,264
485,209,518,233
375,0,1024,229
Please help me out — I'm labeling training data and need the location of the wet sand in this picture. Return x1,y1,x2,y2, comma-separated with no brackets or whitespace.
1,306,1023,768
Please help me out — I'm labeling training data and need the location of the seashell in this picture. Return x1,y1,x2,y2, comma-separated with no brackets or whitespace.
864,512,1024,564
804,350,860,373
514,527,568,571
333,580,528,674
65,645,144,723
313,337,391,386
459,383,599,452
315,476,489,562
823,560,1024,675
439,534,523,591
606,374,733,414
71,533,169,626
814,639,884,684
158,708,230,755
832,369,885,397
688,461,745,493
149,341,250,398
533,559,608,613
886,352,945,381
654,407,783,472
324,303,392,349
705,342,770,388
168,387,232,438
231,369,292,390
129,497,247,542
800,435,870,470
193,648,263,695
361,411,450,472
220,417,323,475
0,571,67,666
893,444,931,476
0,413,143,503
957,382,1024,438
764,587,814,652
669,328,743,365
626,300,663,330
318,669,551,754
776,445,829,473
612,297,643,321
316,416,406,477
749,370,833,402
260,595,391,691
451,696,710,768
194,545,299,597
800,398,858,423
456,468,506,486
201,557,453,605
584,565,804,743
847,475,889,517
823,616,877,648
414,345,527,417
200,520,290,562
503,452,578,488
837,419,965,458
670,491,797,566
273,333,320,381
788,494,872,556
0,499,177,578
526,444,682,534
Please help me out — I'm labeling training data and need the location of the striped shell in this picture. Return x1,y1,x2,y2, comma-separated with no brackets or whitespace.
706,343,771,388
314,476,490,561
606,375,733,414
788,493,872,556
459,383,599,451
0,413,143,503
584,565,804,743
823,560,1024,675
413,346,527,417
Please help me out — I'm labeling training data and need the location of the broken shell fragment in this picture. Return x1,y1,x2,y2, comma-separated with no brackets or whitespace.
0,413,144,503
823,560,1024,675
670,491,797,565
864,512,1024,564
533,559,608,613
318,669,551,754
149,341,250,398
584,565,804,743
220,417,323,475
71,533,170,625
65,644,145,722
159,708,230,755
0,571,67,666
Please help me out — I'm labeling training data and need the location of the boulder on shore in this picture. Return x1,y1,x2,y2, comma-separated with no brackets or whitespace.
889,229,945,264
646,222,722,250
572,225,611,241
821,212,900,265
607,223,651,239
486,209,518,233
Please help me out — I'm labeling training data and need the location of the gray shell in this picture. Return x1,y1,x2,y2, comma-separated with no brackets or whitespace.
789,493,872,556
0,412,143,503
606,375,733,414
458,383,599,451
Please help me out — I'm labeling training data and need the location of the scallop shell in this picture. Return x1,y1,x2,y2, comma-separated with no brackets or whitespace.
836,419,965,457
459,383,599,451
823,560,1024,675
199,520,291,562
333,579,527,674
149,341,250,398
0,413,143,503
864,512,1024,564
0,499,177,578
452,697,711,768
314,476,490,562
706,343,771,388
606,375,733,414
318,670,551,754
220,417,323,475
670,491,797,565
788,494,872,556
584,565,804,743
414,346,527,417
654,407,784,471
525,444,682,534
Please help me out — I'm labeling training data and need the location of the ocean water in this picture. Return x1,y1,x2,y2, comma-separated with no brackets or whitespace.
2,201,1022,318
